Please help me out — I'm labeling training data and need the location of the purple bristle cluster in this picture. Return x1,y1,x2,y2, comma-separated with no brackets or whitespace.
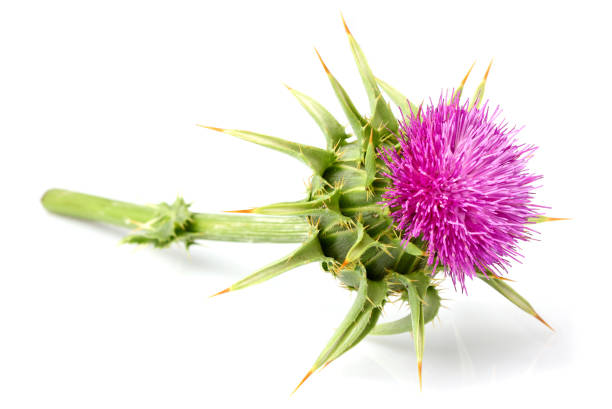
380,94,543,289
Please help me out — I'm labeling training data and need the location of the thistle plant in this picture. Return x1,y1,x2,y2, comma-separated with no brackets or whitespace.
41,17,563,392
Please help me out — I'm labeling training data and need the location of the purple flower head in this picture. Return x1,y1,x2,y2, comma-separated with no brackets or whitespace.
380,93,543,289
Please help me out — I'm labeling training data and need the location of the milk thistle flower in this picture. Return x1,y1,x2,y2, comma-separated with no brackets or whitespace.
41,17,563,392
381,95,543,289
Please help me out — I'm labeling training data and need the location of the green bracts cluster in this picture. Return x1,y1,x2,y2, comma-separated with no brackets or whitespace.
41,18,553,392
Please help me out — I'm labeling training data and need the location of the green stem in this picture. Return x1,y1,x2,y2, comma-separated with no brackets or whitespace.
41,189,311,243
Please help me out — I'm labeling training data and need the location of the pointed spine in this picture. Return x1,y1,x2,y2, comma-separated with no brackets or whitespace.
476,272,553,330
197,126,336,175
315,49,367,144
341,16,395,131
293,268,368,392
211,234,330,295
285,85,348,150
452,61,476,102
370,286,441,335
468,60,493,111
375,77,419,120
242,190,342,216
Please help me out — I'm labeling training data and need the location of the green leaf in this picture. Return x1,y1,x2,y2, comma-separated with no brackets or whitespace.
326,279,387,363
385,271,429,388
375,77,418,118
370,286,441,335
197,126,335,175
476,271,553,330
315,49,367,143
342,18,394,125
213,234,330,295
286,86,348,150
311,266,369,370
247,190,341,216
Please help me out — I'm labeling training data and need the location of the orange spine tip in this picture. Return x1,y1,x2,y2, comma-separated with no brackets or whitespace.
418,361,423,391
339,259,350,271
197,125,225,132
224,208,255,214
487,274,514,282
283,83,293,91
209,288,231,298
484,59,494,81
340,14,351,35
461,61,476,86
546,217,571,222
534,313,554,332
291,370,313,395
314,48,330,74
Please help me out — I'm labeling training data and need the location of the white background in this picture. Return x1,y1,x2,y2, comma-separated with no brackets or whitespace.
1,0,610,407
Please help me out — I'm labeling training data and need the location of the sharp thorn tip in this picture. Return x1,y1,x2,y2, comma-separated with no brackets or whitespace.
484,59,494,80
224,208,255,214
418,361,423,391
534,313,554,331
461,61,476,86
341,13,351,35
291,370,313,395
314,48,330,74
197,125,225,132
209,288,231,298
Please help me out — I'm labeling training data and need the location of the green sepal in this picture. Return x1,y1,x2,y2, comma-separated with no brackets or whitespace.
364,134,376,187
344,223,383,265
476,271,552,329
198,127,335,175
327,74,367,143
316,50,368,144
122,197,195,248
402,240,426,257
468,61,492,111
326,279,387,363
344,25,395,126
287,86,348,150
249,190,342,216
451,62,475,103
370,95,399,135
387,271,430,372
375,77,418,119
311,265,369,370
224,233,331,293
528,215,569,223
310,266,387,370
370,286,441,335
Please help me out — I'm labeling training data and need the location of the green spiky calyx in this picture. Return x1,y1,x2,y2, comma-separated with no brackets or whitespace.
41,18,559,392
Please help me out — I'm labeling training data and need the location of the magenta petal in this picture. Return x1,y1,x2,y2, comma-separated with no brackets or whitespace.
379,93,542,290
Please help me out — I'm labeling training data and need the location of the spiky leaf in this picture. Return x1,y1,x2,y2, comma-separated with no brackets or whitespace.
213,234,330,294
476,272,552,330
197,126,335,175
287,86,348,150
370,286,441,335
375,77,418,119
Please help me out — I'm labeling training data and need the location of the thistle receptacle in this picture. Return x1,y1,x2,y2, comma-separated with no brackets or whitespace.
41,17,562,392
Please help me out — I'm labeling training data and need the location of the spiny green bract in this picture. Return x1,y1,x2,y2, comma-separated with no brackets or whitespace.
127,18,551,391
122,198,197,248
